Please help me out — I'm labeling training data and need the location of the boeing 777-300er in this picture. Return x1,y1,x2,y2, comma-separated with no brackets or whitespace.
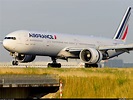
2,7,133,68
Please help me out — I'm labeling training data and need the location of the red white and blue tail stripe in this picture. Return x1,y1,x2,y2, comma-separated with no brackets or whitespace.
113,7,131,42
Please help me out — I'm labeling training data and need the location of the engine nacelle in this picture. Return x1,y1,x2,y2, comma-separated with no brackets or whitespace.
16,54,36,63
79,48,103,64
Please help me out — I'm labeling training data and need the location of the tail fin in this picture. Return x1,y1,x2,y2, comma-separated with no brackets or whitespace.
113,7,131,42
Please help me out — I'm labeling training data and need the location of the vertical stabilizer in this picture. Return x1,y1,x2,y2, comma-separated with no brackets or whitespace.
113,7,131,42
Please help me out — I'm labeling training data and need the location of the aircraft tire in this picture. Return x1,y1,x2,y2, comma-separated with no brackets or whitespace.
92,64,98,68
47,63,61,68
12,61,18,65
85,63,98,68
84,63,91,68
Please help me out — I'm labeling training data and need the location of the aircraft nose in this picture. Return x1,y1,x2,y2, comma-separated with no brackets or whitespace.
3,39,10,50
3,40,7,48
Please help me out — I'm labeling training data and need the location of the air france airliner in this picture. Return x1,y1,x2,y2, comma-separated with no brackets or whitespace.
2,7,133,68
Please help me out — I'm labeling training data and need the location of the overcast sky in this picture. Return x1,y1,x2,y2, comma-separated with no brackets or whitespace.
0,0,133,63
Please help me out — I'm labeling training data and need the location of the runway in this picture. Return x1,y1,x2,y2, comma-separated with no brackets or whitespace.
0,61,83,68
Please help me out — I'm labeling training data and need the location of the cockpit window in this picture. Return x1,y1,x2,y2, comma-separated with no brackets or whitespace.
4,37,16,40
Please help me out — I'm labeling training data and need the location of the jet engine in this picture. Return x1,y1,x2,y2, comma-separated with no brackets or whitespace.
16,54,36,63
79,48,103,64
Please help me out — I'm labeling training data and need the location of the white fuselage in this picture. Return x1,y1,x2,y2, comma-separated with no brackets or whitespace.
3,30,123,57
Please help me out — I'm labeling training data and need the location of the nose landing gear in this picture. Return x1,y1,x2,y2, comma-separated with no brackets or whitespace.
12,60,18,65
47,57,61,68
10,52,19,65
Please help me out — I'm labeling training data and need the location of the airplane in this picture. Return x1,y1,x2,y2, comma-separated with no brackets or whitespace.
2,6,133,68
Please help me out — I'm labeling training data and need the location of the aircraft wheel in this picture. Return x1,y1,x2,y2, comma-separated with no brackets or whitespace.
84,63,91,68
47,63,61,68
85,63,98,68
91,64,98,68
12,61,18,65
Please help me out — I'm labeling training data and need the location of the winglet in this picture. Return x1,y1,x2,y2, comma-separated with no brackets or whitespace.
113,7,131,42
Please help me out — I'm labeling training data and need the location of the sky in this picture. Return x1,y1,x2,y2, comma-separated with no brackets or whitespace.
0,0,133,63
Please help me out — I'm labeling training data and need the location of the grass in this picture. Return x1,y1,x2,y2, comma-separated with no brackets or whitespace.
0,67,133,98
59,76,133,98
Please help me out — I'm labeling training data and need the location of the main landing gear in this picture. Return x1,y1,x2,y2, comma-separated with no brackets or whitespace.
85,63,99,68
47,57,61,68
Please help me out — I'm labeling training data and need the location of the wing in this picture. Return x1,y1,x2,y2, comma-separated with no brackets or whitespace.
58,44,133,60
98,44,133,53
61,44,133,54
